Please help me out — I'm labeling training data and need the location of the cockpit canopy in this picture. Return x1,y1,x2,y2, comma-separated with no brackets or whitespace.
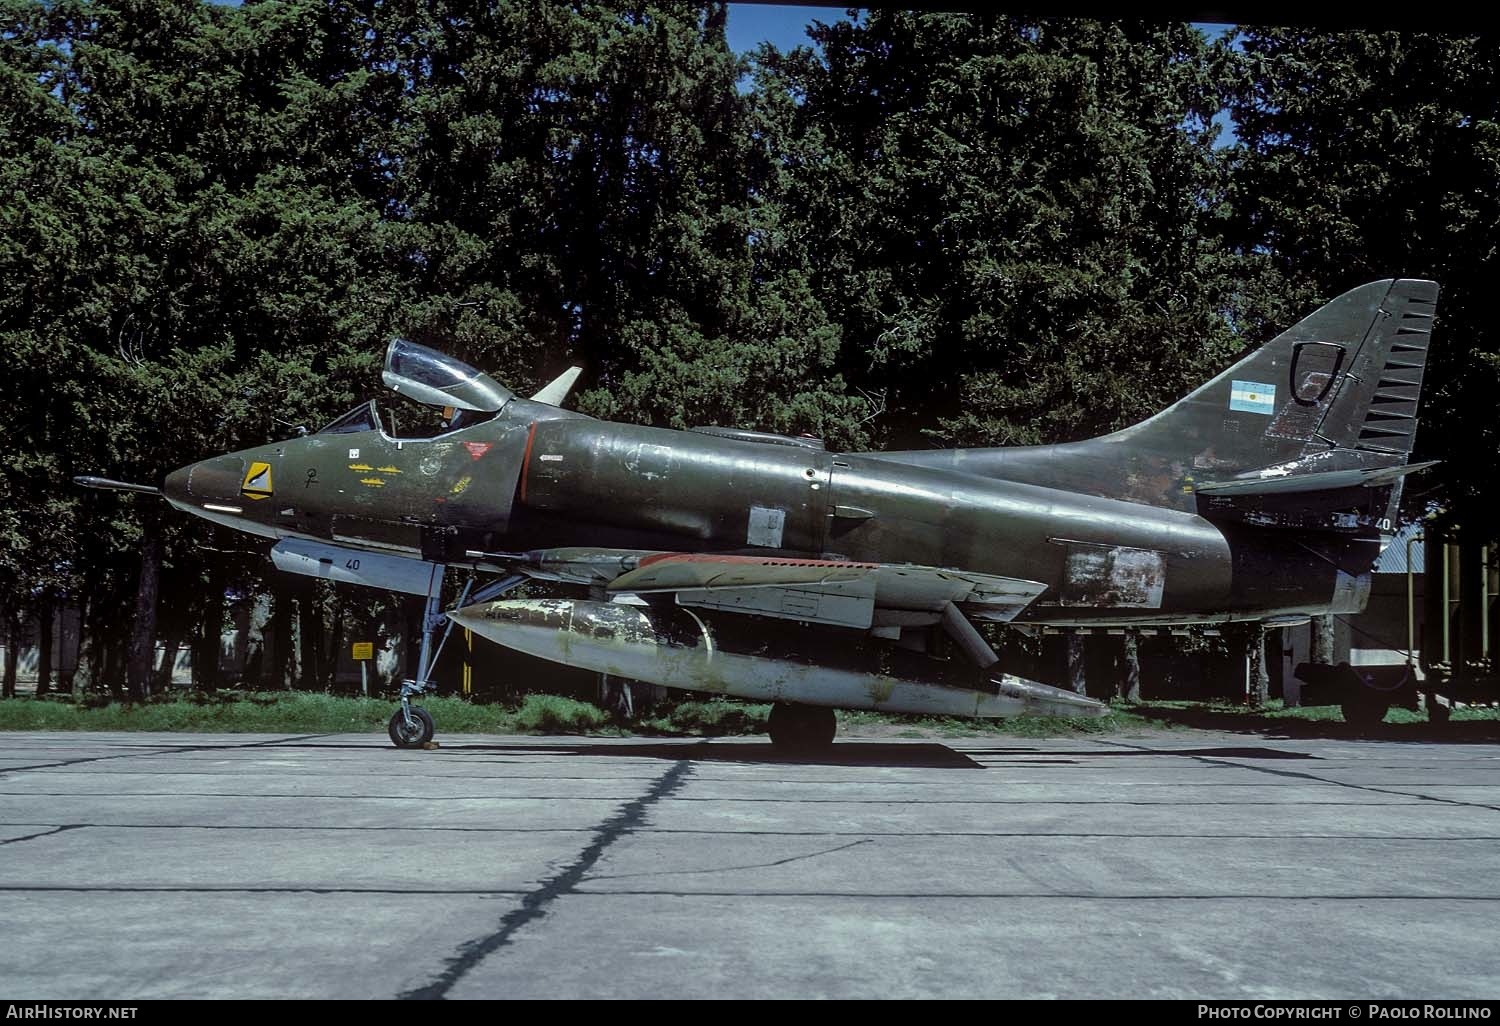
316,340,517,438
382,339,514,413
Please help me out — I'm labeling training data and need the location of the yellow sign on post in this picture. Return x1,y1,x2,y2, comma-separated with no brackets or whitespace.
352,642,374,697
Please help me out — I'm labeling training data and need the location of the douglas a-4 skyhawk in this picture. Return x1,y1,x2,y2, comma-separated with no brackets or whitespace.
79,279,1439,750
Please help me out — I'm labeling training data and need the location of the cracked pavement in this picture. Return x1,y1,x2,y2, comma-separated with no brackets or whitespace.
2,730,1499,999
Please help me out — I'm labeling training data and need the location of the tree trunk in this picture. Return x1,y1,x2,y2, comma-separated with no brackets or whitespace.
104,637,125,701
327,596,344,691
1267,626,1285,702
1118,631,1141,703
156,630,184,692
126,526,163,702
3,612,18,698
1311,613,1336,665
69,597,90,695
35,591,54,697
270,589,295,689
1246,623,1269,708
243,595,273,688
599,674,636,719
379,602,404,693
403,595,422,685
84,598,107,693
60,599,81,694
298,583,323,691
1066,632,1087,695
195,569,224,691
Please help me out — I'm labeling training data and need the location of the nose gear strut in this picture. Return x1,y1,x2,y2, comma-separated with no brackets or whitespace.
387,571,526,749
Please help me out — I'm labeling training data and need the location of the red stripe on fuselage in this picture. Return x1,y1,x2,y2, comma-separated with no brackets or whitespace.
518,422,537,503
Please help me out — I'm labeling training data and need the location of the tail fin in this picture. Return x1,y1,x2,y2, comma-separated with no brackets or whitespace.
869,279,1438,522
1112,278,1438,475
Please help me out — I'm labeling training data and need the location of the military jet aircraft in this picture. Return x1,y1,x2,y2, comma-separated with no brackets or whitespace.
79,278,1438,749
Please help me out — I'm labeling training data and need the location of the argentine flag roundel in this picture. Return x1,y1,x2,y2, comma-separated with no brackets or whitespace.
1229,380,1277,415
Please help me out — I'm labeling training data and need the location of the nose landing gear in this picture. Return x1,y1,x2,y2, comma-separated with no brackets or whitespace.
387,571,526,749
388,702,434,748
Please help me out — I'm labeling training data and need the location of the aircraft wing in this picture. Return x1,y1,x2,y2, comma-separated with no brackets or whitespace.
604,552,1045,629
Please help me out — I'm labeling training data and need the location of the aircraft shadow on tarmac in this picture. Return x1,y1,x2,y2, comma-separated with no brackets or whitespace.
962,745,1319,760
427,740,987,769
1131,706,1500,743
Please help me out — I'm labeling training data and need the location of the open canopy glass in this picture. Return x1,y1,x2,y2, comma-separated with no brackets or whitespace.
381,339,514,413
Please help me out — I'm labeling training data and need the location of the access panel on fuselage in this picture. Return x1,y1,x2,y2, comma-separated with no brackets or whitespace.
518,421,833,552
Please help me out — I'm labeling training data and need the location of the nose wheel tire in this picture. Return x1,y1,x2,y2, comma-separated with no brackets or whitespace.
767,703,837,753
389,706,435,748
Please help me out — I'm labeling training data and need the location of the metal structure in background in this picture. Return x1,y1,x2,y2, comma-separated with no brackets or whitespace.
1418,526,1498,722
1293,517,1498,723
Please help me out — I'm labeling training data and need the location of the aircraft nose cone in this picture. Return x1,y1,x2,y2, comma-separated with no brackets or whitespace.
190,456,247,502
162,456,247,509
162,465,193,508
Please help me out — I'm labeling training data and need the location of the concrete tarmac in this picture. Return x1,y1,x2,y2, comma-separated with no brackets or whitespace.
2,729,1499,999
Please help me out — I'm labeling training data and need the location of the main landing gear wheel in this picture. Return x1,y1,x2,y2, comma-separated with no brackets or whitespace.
388,706,434,749
767,702,837,753
1340,696,1390,727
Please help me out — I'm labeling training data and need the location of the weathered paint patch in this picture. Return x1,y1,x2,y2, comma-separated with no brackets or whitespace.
1059,542,1166,608
1264,391,1331,440
622,442,674,481
746,505,786,547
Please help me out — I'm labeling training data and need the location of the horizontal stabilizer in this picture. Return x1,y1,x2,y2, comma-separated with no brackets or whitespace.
1195,460,1439,497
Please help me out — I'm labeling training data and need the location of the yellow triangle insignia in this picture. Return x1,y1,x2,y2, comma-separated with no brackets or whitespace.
241,461,273,500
